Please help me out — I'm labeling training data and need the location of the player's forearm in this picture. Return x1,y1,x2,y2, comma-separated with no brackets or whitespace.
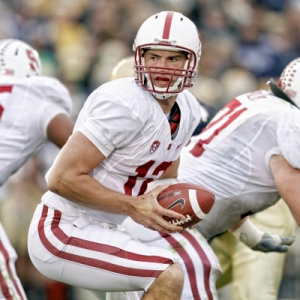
47,130,135,215
159,157,179,179
229,217,248,232
230,217,262,248
48,167,135,215
269,155,300,226
230,217,295,252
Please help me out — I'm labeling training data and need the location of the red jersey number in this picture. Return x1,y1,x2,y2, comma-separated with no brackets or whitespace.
124,161,172,196
190,99,247,157
0,85,13,119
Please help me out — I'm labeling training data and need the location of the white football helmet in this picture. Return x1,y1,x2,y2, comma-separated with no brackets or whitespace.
110,56,135,81
133,11,202,100
278,57,300,108
0,39,42,78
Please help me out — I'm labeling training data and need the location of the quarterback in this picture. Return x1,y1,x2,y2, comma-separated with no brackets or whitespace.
28,11,203,300
110,55,222,300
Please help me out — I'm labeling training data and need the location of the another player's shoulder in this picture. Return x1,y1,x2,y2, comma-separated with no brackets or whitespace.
0,75,71,103
27,75,69,93
236,89,271,103
237,89,291,111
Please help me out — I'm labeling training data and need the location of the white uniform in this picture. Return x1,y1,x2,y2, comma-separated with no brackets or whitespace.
178,90,300,237
120,219,222,300
28,77,202,294
0,75,72,300
0,76,72,185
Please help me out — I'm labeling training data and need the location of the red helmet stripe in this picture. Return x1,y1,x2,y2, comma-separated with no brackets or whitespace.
162,11,174,39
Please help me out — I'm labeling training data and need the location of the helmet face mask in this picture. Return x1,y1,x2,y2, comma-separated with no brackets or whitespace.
278,57,300,108
133,11,201,100
0,39,42,79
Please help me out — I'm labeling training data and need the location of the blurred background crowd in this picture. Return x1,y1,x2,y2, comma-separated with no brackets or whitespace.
0,0,300,299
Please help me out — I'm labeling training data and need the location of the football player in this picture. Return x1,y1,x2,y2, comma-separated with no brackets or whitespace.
27,11,205,300
0,39,74,299
110,55,222,300
178,57,300,300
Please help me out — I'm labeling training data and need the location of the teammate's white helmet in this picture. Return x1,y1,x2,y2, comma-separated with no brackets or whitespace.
0,39,42,78
110,56,135,81
278,57,300,107
133,11,202,100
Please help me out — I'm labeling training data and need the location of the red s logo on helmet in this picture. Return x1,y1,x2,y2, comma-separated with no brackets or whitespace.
26,49,39,72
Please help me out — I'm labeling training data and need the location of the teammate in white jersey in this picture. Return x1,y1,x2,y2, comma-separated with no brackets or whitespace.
0,39,74,300
27,11,203,300
177,57,300,299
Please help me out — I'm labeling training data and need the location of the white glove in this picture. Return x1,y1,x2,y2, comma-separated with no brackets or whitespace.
145,178,178,193
231,218,295,253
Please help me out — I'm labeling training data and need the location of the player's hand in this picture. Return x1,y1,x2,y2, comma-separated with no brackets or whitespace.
231,218,295,253
129,184,185,234
251,233,295,253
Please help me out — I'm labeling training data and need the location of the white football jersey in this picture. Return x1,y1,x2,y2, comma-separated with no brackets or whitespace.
0,76,72,186
43,77,201,224
178,89,300,238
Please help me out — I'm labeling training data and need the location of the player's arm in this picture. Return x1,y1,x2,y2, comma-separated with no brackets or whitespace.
160,157,180,179
230,216,295,253
47,131,185,233
47,114,74,148
269,154,300,225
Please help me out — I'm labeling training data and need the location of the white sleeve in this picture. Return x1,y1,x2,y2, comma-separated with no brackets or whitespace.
79,125,111,157
265,147,282,172
43,77,73,115
77,90,143,157
39,103,70,139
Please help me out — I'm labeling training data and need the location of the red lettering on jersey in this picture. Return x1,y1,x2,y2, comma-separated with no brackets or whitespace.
0,86,13,93
190,99,247,157
0,85,13,119
124,161,156,195
248,90,267,101
0,105,3,118
124,161,172,195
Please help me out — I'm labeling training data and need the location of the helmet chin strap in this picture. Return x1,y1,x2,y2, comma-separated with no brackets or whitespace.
151,91,177,100
144,74,183,100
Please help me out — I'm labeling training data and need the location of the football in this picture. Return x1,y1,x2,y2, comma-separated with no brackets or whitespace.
157,183,215,228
